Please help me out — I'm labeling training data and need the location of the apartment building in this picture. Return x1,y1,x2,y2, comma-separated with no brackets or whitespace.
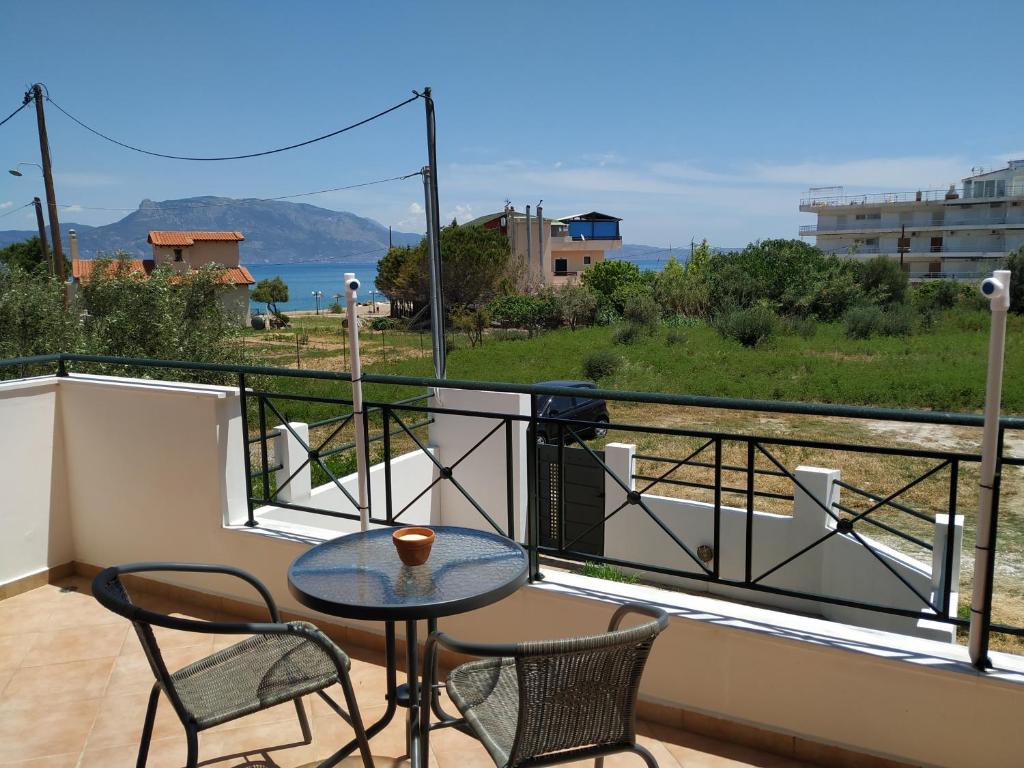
466,207,622,286
799,161,1024,281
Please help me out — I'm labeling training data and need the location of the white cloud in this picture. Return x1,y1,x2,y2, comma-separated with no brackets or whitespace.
0,201,12,209
64,204,83,212
407,202,423,215
447,204,474,224
750,156,968,190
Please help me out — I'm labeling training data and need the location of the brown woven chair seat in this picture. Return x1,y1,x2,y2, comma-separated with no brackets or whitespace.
171,622,344,729
446,657,519,766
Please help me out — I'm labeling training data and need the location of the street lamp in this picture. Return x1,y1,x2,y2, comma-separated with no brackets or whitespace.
311,290,323,315
8,163,51,273
8,161,43,177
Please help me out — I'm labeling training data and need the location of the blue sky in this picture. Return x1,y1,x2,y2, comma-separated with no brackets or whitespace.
1,1,1021,248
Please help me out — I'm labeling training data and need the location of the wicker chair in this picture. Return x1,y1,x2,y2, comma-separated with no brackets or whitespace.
419,603,668,768
92,563,374,768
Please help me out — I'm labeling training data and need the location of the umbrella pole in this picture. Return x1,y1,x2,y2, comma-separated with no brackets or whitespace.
345,272,370,531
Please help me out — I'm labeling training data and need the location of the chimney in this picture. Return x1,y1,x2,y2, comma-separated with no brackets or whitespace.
68,230,79,261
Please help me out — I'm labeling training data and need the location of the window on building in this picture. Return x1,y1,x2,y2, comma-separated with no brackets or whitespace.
864,238,879,246
996,180,1006,197
985,180,996,197
930,236,943,253
173,249,183,262
855,213,881,221
583,256,591,265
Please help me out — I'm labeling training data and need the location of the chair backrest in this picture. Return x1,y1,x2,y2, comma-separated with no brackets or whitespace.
92,566,198,719
508,615,665,767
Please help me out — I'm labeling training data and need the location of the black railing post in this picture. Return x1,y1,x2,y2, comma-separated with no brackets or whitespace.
363,400,373,515
238,372,256,527
257,395,270,503
526,395,542,580
745,440,755,583
713,438,722,579
505,417,514,539
383,406,393,525
942,459,959,616
557,422,565,552
56,353,68,377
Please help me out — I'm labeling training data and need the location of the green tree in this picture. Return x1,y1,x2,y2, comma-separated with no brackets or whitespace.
0,266,79,361
558,283,598,331
251,276,289,318
856,255,908,305
0,236,50,274
581,260,644,311
1005,246,1024,314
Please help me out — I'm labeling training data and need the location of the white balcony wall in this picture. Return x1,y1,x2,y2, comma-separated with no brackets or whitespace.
602,445,960,641
0,379,70,585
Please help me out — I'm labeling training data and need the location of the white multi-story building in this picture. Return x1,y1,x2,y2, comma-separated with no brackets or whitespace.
799,161,1024,281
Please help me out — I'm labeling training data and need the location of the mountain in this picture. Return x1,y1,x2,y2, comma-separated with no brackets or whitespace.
0,197,423,264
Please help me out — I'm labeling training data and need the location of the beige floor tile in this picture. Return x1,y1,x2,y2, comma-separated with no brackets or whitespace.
3,657,115,702
80,736,188,768
0,752,80,767
85,691,185,751
44,592,128,630
0,635,36,673
0,670,13,697
0,606,53,638
0,697,102,762
105,641,214,697
196,718,321,766
652,725,810,768
19,622,129,667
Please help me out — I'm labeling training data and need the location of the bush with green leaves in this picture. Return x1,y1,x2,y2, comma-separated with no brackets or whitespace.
855,256,908,305
557,282,598,330
369,316,403,331
0,266,80,363
486,292,560,335
712,305,778,347
665,328,687,346
912,280,961,313
782,315,818,339
452,307,489,347
622,289,661,330
843,305,884,339
1005,246,1024,314
581,349,621,381
880,303,914,337
613,322,644,345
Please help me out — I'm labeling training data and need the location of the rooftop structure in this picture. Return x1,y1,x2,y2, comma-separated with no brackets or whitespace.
466,207,623,286
799,162,1024,282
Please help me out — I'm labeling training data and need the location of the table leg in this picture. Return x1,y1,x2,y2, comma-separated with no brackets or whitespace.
318,621,399,767
405,619,420,767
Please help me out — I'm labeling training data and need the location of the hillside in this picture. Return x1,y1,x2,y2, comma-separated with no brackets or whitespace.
0,197,423,264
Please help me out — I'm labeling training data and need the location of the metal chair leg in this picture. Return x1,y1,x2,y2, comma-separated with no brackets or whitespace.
338,670,375,768
295,697,313,743
136,683,161,768
185,722,199,768
632,743,658,768
595,759,604,768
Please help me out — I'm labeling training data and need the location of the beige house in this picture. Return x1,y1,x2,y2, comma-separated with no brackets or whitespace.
466,208,623,287
69,231,255,326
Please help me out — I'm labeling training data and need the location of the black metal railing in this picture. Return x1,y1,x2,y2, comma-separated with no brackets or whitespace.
3,353,1023,663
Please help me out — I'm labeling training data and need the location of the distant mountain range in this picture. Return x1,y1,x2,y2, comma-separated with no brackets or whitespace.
0,196,685,265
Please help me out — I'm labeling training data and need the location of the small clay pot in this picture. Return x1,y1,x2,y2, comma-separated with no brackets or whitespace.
392,527,435,566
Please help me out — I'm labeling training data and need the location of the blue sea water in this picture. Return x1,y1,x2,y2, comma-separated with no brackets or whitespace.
246,255,674,312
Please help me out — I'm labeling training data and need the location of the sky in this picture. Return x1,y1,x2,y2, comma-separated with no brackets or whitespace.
0,0,1022,248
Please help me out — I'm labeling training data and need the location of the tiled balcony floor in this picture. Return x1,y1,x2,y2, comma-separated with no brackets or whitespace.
0,577,814,768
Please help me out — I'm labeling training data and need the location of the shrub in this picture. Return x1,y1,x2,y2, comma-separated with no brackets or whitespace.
558,283,598,331
1005,247,1024,314
594,297,620,326
452,307,489,347
856,256,908,305
613,322,644,345
782,315,818,339
581,260,643,307
880,304,914,337
913,280,960,312
843,305,884,339
622,290,661,330
665,328,687,346
712,305,777,347
370,316,403,331
581,349,621,381
328,301,343,314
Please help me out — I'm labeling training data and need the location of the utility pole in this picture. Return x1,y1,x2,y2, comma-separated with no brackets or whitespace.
898,224,908,272
525,205,532,282
421,86,445,379
27,84,65,288
536,200,545,279
388,225,392,250
32,197,51,275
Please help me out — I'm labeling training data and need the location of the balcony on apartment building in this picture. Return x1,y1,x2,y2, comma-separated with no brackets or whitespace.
3,354,1024,768
800,215,1019,236
800,185,1024,211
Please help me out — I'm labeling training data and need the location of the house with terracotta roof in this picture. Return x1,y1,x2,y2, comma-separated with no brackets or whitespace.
69,231,255,326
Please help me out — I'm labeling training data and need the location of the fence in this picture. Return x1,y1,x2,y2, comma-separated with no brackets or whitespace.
2,353,1023,664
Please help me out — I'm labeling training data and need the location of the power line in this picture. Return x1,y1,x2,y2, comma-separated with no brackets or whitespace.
45,92,422,161
52,171,421,213
0,101,29,129
0,201,34,220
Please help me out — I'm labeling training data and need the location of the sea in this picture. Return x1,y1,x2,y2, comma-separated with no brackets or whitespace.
247,256,673,312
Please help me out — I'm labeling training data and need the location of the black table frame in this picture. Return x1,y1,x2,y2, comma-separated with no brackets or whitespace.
288,532,528,768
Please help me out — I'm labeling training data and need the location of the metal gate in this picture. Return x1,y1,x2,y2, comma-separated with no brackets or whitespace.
538,444,605,556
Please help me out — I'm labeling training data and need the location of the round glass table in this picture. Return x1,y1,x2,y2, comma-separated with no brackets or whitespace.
288,526,528,766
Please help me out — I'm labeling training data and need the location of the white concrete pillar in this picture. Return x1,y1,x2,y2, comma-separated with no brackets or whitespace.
793,465,841,534
273,422,311,503
931,513,964,597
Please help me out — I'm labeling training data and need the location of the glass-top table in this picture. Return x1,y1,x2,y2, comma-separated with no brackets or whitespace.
287,525,528,766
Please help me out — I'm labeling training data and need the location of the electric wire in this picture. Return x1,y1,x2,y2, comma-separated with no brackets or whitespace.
0,201,34,220
45,93,422,161
0,101,29,129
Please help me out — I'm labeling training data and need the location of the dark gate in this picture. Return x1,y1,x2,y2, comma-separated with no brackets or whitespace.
538,444,605,556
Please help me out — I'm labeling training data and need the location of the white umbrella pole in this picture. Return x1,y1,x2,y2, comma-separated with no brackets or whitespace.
344,272,370,531
968,269,1011,669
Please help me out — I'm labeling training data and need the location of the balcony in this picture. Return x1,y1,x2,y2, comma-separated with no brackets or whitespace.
3,354,1024,768
800,184,1024,210
800,216,1016,236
